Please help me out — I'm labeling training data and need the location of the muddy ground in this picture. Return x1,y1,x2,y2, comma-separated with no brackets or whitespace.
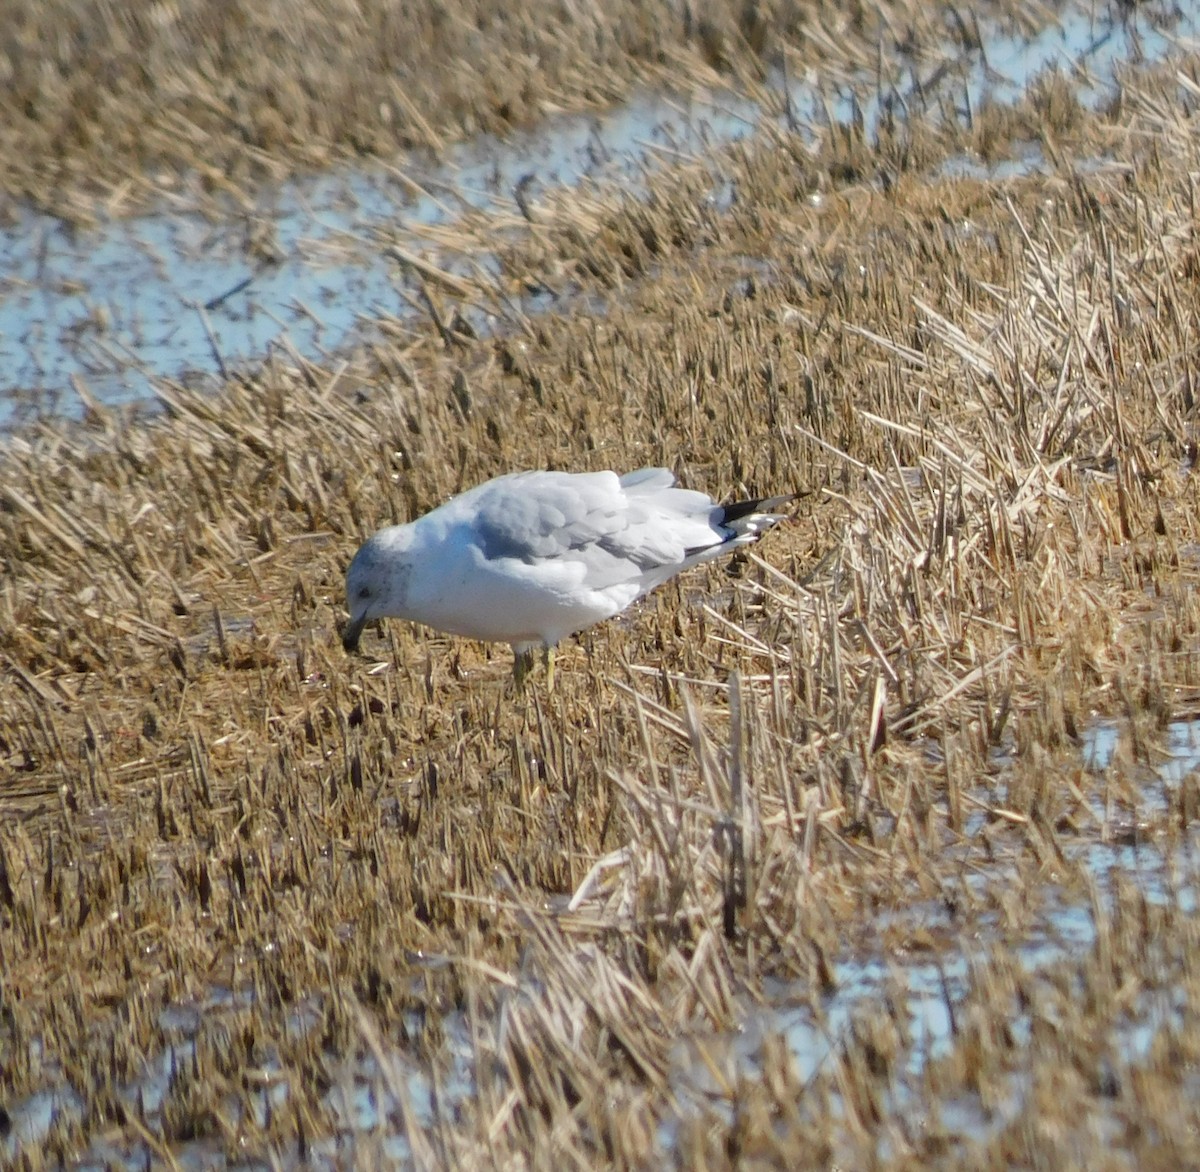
4,0,1200,1167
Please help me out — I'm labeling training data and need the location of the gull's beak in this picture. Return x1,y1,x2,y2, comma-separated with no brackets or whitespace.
342,614,367,653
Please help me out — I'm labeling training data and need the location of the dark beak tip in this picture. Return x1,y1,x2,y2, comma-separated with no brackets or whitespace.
342,616,365,654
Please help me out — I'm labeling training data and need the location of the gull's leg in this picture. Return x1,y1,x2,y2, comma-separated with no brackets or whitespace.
513,647,534,692
542,645,555,692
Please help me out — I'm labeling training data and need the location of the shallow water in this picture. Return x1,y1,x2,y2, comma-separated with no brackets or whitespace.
659,716,1200,1155
7,716,1198,1166
1,1,1194,430
0,90,762,430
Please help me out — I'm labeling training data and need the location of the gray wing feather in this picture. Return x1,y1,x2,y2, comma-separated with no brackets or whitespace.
618,467,675,490
473,472,624,562
472,471,715,585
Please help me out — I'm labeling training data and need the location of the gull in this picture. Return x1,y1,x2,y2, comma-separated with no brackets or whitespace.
342,467,791,685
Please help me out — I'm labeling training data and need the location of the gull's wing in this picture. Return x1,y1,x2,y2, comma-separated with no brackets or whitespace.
466,469,723,590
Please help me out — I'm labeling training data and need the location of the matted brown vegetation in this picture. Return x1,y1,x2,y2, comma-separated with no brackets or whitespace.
6,15,1200,1172
2,0,1018,220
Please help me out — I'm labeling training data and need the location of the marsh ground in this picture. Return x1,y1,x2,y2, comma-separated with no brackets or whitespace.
4,0,1200,1167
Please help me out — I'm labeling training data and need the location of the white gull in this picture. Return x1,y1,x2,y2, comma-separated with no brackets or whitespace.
342,467,790,682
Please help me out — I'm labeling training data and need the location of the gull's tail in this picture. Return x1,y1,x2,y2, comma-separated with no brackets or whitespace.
681,492,794,563
717,493,795,538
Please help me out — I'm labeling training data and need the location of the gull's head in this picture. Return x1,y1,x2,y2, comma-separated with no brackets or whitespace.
342,528,414,653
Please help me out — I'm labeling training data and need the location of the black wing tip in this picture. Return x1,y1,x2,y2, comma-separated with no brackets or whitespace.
682,492,793,558
719,492,796,526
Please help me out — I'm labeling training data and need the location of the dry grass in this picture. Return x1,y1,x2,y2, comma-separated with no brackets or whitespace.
2,0,1021,221
6,12,1200,1171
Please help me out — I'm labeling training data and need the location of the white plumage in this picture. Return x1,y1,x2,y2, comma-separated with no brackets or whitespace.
342,467,789,675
